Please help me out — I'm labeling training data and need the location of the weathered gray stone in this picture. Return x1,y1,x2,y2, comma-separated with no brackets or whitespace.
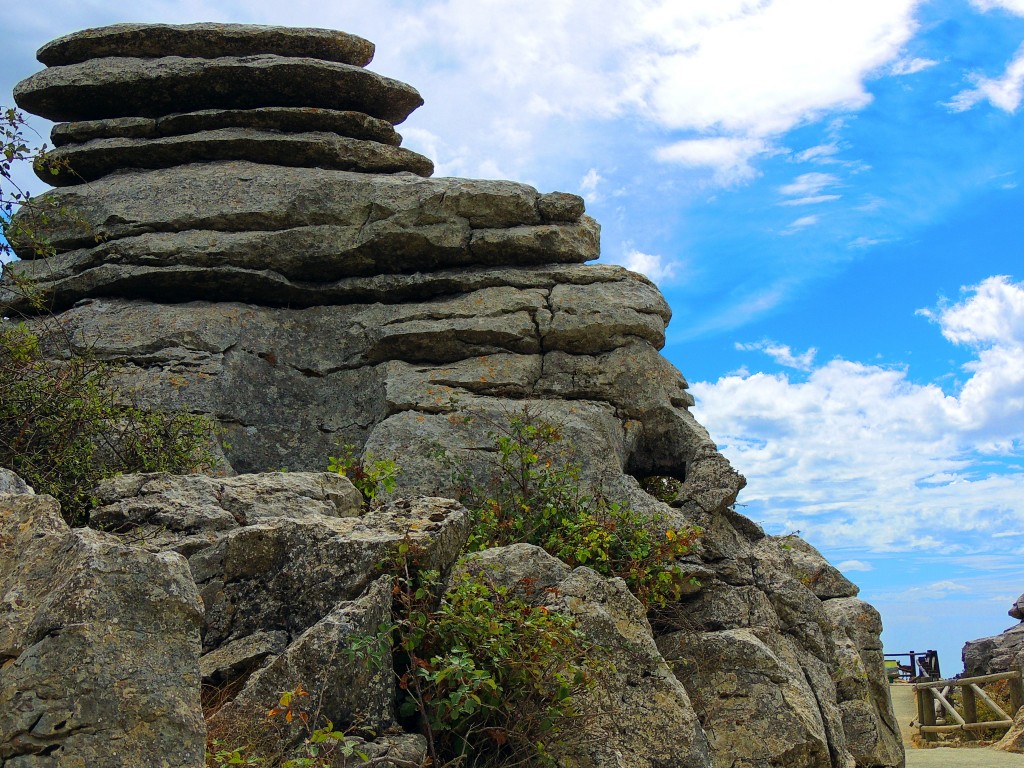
996,706,1024,753
199,629,289,684
0,469,33,495
658,628,834,768
1010,592,1024,621
213,576,395,742
1,222,601,313
52,107,401,147
455,545,711,768
37,129,433,184
963,622,1024,677
7,161,567,258
38,22,375,67
15,55,423,123
0,493,204,767
774,534,859,599
91,471,363,555
191,496,468,650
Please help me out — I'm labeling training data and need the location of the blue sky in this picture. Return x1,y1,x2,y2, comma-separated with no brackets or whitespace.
4,0,1024,672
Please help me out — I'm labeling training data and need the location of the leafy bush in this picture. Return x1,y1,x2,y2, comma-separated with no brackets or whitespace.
328,444,399,506
1,107,216,524
0,320,216,524
456,407,700,607
387,545,598,767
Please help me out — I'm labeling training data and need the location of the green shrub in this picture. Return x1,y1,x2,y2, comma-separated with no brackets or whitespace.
328,444,399,506
387,548,598,767
0,320,216,524
456,407,701,607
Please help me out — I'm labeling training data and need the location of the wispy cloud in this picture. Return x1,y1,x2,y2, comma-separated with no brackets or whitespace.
654,137,772,186
890,56,938,75
948,42,1024,113
579,168,603,202
970,0,1024,14
795,143,841,163
736,340,818,371
618,249,679,284
836,560,874,572
781,214,820,234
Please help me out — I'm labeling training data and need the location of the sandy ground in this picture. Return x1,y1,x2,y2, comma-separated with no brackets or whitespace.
889,683,1024,767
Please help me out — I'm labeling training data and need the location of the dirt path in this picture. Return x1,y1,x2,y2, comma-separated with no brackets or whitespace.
889,683,1024,767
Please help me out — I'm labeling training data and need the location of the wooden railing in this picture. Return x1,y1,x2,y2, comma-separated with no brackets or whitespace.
913,671,1023,742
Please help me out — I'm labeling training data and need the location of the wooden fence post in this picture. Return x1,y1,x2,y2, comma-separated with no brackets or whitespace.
917,685,938,742
962,685,978,741
1010,672,1023,716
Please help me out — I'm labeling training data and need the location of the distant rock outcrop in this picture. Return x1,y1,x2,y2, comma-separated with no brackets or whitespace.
1,22,904,768
963,592,1024,678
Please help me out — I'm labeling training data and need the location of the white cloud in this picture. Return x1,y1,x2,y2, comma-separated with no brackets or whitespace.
736,340,817,371
971,0,1024,14
779,172,840,197
779,195,841,206
1,0,927,191
579,168,603,202
890,56,938,76
781,214,820,234
795,143,840,163
948,42,1024,113
692,275,1024,554
778,172,841,205
836,560,874,572
618,249,679,284
654,137,772,186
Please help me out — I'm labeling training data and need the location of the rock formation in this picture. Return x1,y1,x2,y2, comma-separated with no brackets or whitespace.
963,592,1024,678
1,22,904,768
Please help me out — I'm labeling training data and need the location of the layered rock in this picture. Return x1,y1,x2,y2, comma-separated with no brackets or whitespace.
2,22,903,768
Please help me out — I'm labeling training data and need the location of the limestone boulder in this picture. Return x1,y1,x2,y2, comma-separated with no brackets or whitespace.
1011,592,1024,621
775,534,859,599
36,129,434,185
454,544,712,768
996,706,1024,753
658,628,834,768
15,55,423,123
37,22,376,66
212,576,396,743
963,623,1024,677
0,492,204,767
98,479,469,651
91,471,363,555
0,469,33,495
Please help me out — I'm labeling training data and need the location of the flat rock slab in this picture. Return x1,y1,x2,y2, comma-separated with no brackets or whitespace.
36,128,433,184
15,55,423,123
2,227,602,312
38,22,374,66
51,107,401,147
6,161,584,258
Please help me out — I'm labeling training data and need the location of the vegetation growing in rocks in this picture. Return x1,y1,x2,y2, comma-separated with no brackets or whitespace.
454,407,701,607
328,444,399,506
1,107,217,524
0,319,217,524
385,543,598,767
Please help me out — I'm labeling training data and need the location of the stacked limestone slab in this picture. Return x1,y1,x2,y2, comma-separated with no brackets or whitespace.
2,23,904,768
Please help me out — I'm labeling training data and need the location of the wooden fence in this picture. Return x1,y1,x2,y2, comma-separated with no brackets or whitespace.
913,671,1023,742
